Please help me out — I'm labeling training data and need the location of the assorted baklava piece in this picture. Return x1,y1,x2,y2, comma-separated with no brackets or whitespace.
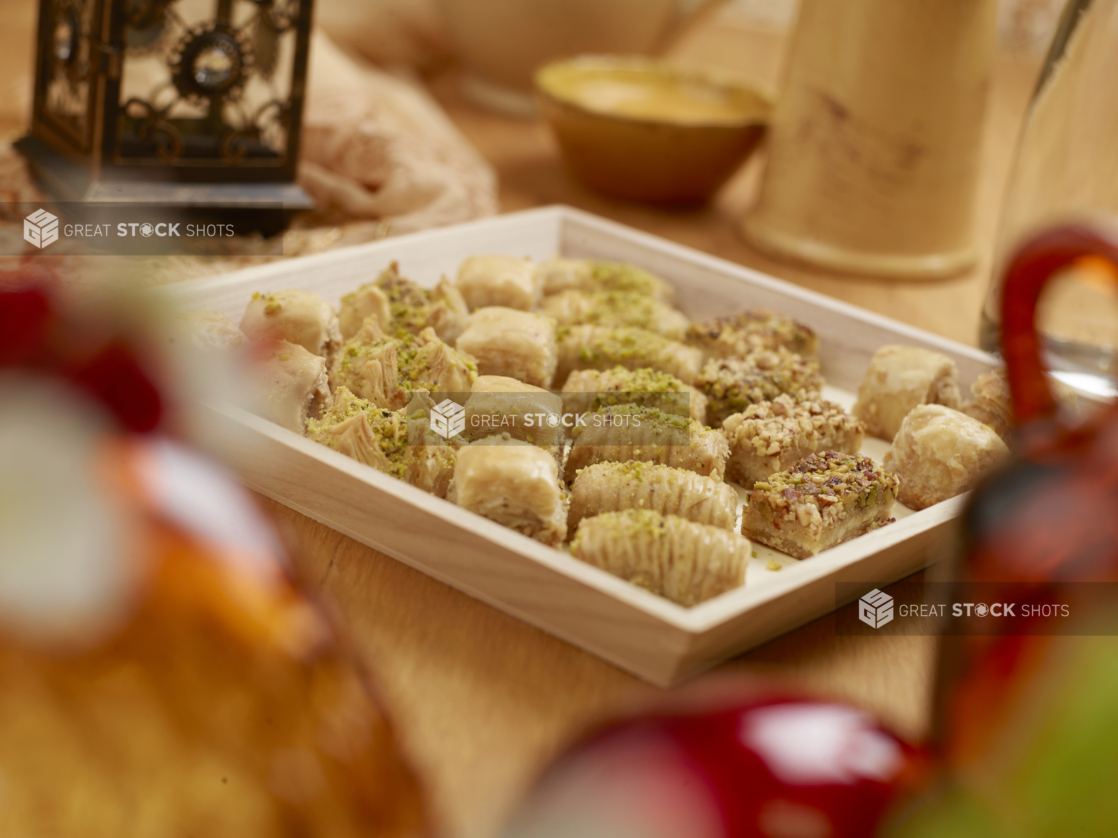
449,434,567,546
340,261,469,343
742,452,900,559
251,340,333,434
884,405,1009,510
572,510,750,607
562,366,707,424
564,404,729,482
568,462,739,531
240,288,342,363
456,307,558,388
696,348,824,425
307,386,462,498
958,366,1077,441
723,395,865,486
852,345,961,440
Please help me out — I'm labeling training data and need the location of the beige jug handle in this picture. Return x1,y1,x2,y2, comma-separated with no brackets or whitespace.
655,0,731,55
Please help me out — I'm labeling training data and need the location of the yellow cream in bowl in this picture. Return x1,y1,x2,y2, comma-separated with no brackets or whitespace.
538,59,767,126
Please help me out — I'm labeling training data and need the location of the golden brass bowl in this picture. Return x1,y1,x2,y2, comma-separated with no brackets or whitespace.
536,56,772,205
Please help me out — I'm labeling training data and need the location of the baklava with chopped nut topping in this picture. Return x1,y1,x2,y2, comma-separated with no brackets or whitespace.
572,509,749,606
741,452,899,558
696,349,824,426
686,310,819,360
723,395,865,486
536,258,675,303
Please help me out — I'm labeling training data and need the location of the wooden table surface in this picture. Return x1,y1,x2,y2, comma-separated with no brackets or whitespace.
0,11,1043,838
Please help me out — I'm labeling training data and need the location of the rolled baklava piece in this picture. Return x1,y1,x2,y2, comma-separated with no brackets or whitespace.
455,254,541,311
449,435,567,546
563,405,729,482
252,340,333,433
572,509,749,607
696,349,824,426
722,395,864,486
742,452,900,559
568,461,739,531
884,404,1009,510
240,288,342,362
554,325,703,387
686,310,819,360
562,366,707,424
852,345,961,440
959,366,1077,441
540,289,690,339
455,306,558,388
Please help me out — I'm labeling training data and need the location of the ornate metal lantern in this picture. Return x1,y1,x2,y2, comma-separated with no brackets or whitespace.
16,0,314,210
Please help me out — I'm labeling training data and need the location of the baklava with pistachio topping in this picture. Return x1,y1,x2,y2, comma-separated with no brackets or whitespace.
540,289,690,339
561,366,707,424
563,404,729,482
338,261,469,343
554,325,703,387
741,452,900,559
307,387,462,498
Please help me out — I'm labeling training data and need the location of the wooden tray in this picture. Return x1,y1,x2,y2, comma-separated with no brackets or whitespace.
163,206,997,687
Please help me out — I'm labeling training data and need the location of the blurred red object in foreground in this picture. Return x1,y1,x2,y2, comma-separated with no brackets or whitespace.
502,685,928,838
0,277,428,837
885,225,1118,838
0,275,162,431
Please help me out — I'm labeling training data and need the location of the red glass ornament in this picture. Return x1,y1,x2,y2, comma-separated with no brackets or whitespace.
504,688,927,838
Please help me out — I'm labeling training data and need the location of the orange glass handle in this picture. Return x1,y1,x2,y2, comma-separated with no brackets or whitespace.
1000,223,1118,425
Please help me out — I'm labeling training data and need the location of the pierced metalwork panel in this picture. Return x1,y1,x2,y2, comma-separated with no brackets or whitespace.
111,0,308,176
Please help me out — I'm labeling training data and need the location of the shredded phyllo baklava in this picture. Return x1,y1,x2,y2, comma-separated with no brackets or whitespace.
742,452,899,559
564,404,729,482
331,324,477,409
307,387,461,497
572,509,749,606
568,461,739,531
339,261,469,343
561,366,706,424
555,324,703,386
696,348,824,425
686,310,819,360
723,395,864,486
540,289,690,338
